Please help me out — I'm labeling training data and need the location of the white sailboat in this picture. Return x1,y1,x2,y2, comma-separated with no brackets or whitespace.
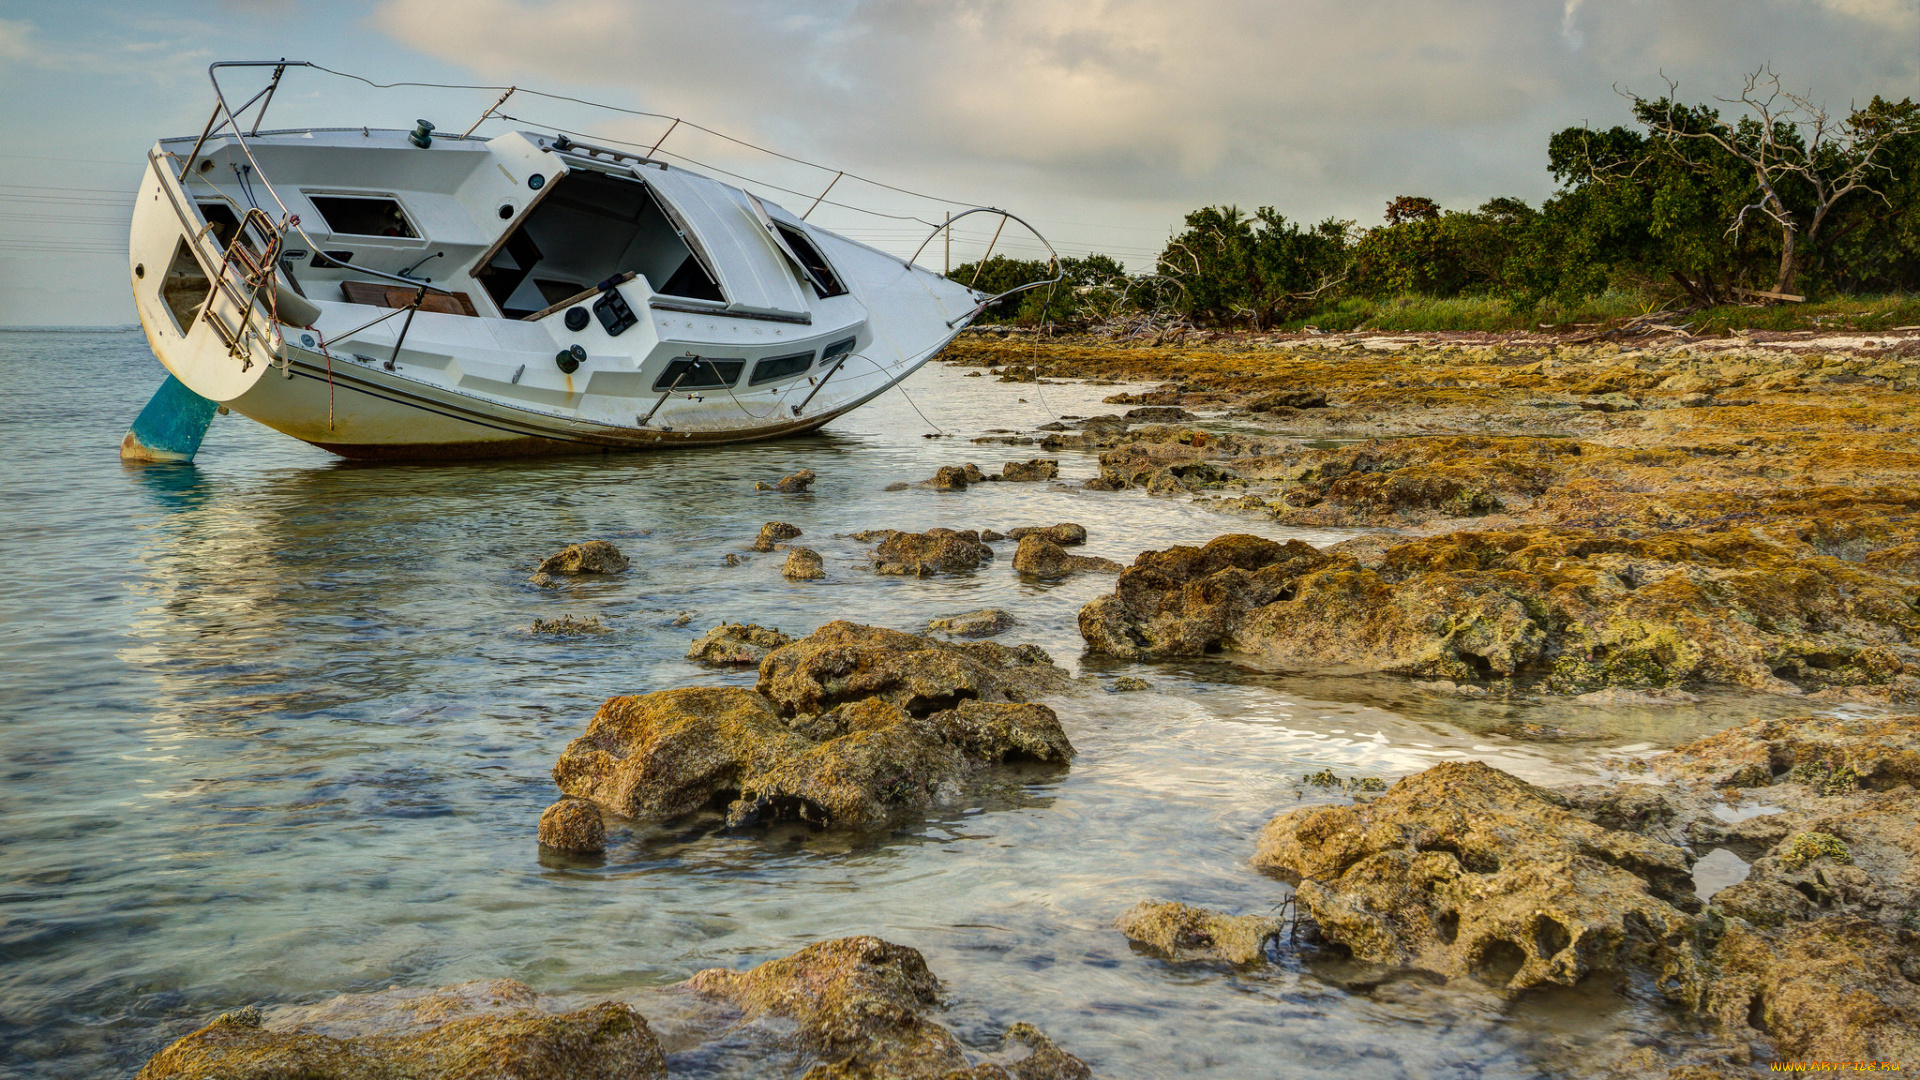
123,62,1055,462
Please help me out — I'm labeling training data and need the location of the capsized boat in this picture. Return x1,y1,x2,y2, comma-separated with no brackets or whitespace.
123,62,1057,462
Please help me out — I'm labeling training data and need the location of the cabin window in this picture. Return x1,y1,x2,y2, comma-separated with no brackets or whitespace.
749,351,815,386
477,170,723,319
307,195,419,239
159,238,209,335
775,222,846,298
822,336,858,363
652,357,744,391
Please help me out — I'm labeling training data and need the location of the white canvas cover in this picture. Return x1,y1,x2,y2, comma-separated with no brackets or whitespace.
636,164,811,319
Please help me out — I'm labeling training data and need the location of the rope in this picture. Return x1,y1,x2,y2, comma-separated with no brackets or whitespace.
854,353,945,436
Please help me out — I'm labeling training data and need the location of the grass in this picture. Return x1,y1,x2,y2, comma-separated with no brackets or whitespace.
1272,290,1920,335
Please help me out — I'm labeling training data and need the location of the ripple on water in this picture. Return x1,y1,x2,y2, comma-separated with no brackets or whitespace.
0,331,1771,1078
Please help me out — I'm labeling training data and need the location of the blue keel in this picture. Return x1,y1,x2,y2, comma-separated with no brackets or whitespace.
121,375,219,463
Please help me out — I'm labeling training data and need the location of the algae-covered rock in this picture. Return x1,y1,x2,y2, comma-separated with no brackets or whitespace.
1079,534,1332,660
1116,900,1280,964
755,469,816,493
528,614,612,635
1002,459,1060,482
1702,917,1920,1064
534,540,629,575
686,937,1091,1080
1246,388,1328,411
1007,523,1087,546
1654,714,1920,790
730,705,968,828
1011,535,1123,578
930,465,972,490
686,623,793,666
756,620,1068,718
870,528,993,576
782,547,827,580
928,608,1016,637
537,798,605,854
1253,760,1703,1000
925,701,1074,764
553,687,808,819
137,997,664,1080
752,521,802,552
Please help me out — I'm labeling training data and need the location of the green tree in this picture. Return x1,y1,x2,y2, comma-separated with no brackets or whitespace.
1156,206,1352,328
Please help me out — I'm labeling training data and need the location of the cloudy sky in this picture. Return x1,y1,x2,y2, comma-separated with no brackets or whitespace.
1,0,1914,325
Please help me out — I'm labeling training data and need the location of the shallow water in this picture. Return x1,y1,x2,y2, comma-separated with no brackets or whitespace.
0,330,1780,1077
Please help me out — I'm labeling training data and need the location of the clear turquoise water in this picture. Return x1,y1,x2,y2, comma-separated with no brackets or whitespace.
0,330,1769,1078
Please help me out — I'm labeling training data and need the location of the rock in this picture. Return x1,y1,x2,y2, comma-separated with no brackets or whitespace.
1012,535,1123,578
136,996,665,1080
1575,687,1702,706
537,799,605,853
686,937,1090,1079
755,469,816,493
1654,715,1920,790
1702,917,1920,1064
870,528,993,576
534,540,629,575
553,687,809,820
1078,534,1331,660
1116,900,1280,964
1006,523,1086,546
884,481,911,491
928,608,1017,637
686,623,792,666
1247,388,1328,411
730,701,969,828
1109,676,1152,692
1125,406,1196,422
962,462,990,483
979,529,1007,542
1080,528,1920,695
528,614,611,635
781,547,826,580
1578,392,1639,412
1252,760,1703,1000
756,621,1068,718
925,701,1074,764
752,521,802,552
1002,458,1059,482
1079,414,1129,434
930,465,972,490
1035,421,1069,431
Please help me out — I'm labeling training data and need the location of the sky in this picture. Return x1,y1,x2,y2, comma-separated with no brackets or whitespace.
1,0,1915,326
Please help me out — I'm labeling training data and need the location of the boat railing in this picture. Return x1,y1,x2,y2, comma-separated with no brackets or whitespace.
908,208,1066,326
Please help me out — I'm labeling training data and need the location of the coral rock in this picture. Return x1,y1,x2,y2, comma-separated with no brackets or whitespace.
1703,917,1920,1064
755,469,816,493
534,540,629,575
553,687,809,819
1116,901,1280,964
537,799,605,853
1012,535,1123,578
1253,760,1703,999
782,547,827,580
756,620,1067,717
1078,534,1331,660
1002,459,1060,482
870,528,994,576
1007,523,1087,546
686,623,793,666
925,701,1074,764
752,521,802,551
1247,388,1328,411
927,608,1016,638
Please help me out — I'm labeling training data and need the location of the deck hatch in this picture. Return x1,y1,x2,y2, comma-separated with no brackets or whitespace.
306,195,420,239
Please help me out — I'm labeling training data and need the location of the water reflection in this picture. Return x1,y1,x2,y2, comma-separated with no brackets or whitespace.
0,332,1788,1078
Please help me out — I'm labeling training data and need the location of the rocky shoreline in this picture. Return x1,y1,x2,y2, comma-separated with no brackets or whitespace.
136,333,1918,1078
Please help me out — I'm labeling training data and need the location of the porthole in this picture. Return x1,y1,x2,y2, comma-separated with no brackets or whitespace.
498,203,514,220
528,174,546,191
133,263,145,279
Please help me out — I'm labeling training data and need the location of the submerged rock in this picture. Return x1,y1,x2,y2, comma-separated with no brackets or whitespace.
537,798,606,854
751,521,802,552
927,608,1016,638
1012,535,1123,578
686,623,793,666
1006,523,1087,546
534,540,629,575
870,528,994,576
1002,458,1060,482
528,614,612,635
755,469,816,493
136,996,665,1080
781,547,826,580
1574,687,1701,706
686,937,1091,1079
1117,901,1280,964
1108,676,1153,692
1253,760,1703,1000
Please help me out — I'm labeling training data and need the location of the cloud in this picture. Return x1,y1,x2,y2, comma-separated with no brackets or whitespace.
368,0,1916,259
0,17,34,64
